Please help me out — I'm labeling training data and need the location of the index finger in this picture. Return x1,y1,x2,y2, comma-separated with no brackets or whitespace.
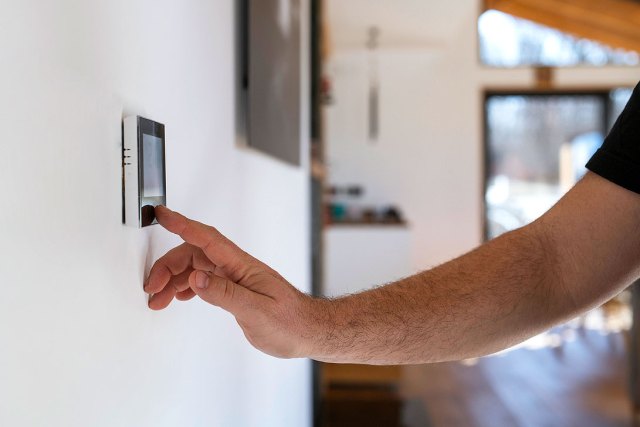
155,206,258,283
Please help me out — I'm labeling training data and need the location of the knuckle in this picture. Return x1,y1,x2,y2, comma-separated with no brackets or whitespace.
222,279,236,302
202,236,219,254
207,277,236,306
176,217,189,236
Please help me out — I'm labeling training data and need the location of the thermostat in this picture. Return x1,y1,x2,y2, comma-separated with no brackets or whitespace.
122,116,166,228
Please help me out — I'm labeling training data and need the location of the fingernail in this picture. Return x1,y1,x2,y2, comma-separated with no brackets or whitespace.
195,271,209,289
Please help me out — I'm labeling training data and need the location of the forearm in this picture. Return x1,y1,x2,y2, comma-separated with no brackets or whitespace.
304,174,640,365
305,224,562,364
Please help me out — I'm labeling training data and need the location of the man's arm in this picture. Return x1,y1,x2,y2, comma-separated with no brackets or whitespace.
146,172,640,364
308,172,640,364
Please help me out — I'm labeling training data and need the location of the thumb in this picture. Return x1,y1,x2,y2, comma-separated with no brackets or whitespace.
189,270,258,314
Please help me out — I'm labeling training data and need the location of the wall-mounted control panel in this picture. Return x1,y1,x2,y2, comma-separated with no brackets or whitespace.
122,116,166,228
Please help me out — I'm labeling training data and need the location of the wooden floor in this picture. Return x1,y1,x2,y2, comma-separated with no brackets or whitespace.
321,328,634,427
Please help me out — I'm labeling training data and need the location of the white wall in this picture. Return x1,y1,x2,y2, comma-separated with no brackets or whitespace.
325,0,640,273
0,1,311,426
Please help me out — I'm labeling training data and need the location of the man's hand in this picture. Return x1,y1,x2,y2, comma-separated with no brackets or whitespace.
144,205,318,359
144,173,640,365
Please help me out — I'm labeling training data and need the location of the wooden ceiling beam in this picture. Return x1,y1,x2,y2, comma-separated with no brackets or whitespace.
485,0,640,53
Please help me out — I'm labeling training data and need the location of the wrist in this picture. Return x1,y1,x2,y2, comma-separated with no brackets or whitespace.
297,295,337,360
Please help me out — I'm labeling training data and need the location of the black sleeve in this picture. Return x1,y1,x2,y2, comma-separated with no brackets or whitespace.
586,82,640,194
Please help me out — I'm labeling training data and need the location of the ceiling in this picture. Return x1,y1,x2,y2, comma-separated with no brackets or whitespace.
486,0,640,53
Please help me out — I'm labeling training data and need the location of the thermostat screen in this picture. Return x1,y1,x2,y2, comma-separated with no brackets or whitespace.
142,134,165,197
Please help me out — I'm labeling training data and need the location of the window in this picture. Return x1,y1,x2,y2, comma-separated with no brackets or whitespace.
479,10,639,67
484,89,633,240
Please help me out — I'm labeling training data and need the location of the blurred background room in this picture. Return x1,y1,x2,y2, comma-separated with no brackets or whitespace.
311,1,640,426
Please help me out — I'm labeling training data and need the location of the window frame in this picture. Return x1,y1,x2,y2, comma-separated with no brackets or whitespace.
481,88,615,241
